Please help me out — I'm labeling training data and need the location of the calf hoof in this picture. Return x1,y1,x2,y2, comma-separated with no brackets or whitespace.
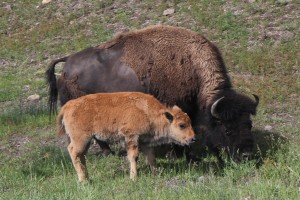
78,176,89,184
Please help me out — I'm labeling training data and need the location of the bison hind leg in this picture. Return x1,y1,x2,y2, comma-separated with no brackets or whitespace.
94,139,115,156
68,139,91,183
140,146,157,175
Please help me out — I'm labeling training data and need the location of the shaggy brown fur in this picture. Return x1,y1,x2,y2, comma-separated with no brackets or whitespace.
57,73,86,105
57,92,195,182
47,25,259,161
98,25,231,106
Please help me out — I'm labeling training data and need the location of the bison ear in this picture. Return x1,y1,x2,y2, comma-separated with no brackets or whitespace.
165,112,174,123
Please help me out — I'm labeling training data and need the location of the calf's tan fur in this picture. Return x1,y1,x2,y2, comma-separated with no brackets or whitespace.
57,92,195,182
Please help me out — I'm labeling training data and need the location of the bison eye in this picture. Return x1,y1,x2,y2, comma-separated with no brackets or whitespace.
225,129,233,136
179,123,187,129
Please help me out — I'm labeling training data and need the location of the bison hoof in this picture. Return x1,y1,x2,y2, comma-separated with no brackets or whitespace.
97,149,115,157
118,150,127,157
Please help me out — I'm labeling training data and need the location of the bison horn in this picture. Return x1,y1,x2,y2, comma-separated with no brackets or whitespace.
252,94,259,106
211,97,224,119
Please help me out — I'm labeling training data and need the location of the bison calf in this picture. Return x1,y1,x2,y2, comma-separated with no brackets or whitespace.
57,92,195,182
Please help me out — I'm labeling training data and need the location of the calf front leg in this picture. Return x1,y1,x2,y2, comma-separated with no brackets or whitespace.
126,139,139,180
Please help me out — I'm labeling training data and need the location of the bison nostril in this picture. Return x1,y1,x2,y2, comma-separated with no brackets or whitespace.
191,138,196,143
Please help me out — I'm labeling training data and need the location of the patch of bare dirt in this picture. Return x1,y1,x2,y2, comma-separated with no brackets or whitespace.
45,0,202,35
223,1,299,48
0,128,67,159
0,59,17,71
0,133,33,158
0,125,122,161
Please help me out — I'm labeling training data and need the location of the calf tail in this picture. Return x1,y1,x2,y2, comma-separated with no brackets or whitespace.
45,56,68,116
57,107,65,136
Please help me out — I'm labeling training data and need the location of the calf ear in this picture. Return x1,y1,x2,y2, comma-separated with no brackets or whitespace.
165,112,174,123
172,105,181,111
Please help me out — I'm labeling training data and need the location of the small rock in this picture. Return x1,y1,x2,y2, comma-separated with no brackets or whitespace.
27,94,41,102
23,85,30,92
42,0,52,4
264,125,273,132
163,8,175,16
247,0,256,3
30,58,35,64
3,4,12,11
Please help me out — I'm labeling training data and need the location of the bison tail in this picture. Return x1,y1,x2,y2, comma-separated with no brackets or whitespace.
57,107,65,136
45,56,68,116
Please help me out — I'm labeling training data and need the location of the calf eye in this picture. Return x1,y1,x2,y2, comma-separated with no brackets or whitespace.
179,123,187,129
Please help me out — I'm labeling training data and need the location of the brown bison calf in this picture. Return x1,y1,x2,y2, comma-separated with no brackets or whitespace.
57,92,195,182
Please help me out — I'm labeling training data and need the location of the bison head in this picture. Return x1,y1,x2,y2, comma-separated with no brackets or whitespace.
209,93,259,161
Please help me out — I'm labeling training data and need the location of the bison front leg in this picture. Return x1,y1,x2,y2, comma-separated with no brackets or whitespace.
141,146,157,175
94,139,114,156
126,139,139,180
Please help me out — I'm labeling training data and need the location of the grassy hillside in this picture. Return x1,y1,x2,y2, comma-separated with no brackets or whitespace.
1,0,299,199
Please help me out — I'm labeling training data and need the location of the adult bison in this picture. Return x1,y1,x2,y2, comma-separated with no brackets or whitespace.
46,25,259,161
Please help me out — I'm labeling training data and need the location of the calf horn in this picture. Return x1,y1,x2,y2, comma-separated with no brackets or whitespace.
211,97,224,119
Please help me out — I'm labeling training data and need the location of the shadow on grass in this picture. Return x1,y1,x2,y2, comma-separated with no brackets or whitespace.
20,128,286,179
156,157,222,176
151,128,288,174
253,128,288,164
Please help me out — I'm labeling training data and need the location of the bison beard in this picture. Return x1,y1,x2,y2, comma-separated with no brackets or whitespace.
46,25,259,162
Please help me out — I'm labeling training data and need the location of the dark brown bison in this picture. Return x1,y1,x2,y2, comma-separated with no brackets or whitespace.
46,25,259,161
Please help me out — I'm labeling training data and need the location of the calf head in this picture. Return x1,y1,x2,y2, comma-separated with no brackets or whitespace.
209,93,259,161
164,106,195,145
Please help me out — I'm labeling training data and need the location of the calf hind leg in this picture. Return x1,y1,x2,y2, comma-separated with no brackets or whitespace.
68,140,91,183
127,142,139,180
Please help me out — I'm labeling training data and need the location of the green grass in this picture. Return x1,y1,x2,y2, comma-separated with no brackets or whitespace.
0,143,299,199
0,0,299,199
0,102,51,137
